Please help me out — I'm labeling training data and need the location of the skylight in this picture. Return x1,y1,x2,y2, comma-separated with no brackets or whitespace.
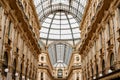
48,42,72,68
40,12,80,45
52,0,69,5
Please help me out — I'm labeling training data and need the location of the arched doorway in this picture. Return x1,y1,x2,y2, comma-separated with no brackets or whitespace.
12,59,16,80
110,53,115,70
57,69,63,78
2,52,8,77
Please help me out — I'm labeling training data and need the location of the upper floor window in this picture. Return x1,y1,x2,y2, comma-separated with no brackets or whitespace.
119,6,120,28
41,72,43,80
91,67,93,78
76,57,79,61
76,72,79,80
41,56,44,61
2,52,8,77
100,32,102,48
102,60,105,75
12,59,16,79
96,64,98,78
110,53,114,70
108,22,110,38
8,21,12,38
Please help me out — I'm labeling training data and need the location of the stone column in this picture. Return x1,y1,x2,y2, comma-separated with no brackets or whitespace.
6,71,12,80
15,74,19,80
114,8,120,69
74,72,77,80
0,9,5,57
37,72,40,80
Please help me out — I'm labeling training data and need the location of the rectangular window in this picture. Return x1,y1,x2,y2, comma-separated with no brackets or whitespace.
118,29,120,36
108,21,111,39
0,4,2,12
94,41,97,52
100,32,102,48
41,72,43,80
8,21,11,38
100,32,102,54
118,7,120,35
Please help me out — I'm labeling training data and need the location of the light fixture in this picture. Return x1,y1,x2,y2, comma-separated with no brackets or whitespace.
15,72,18,76
99,73,102,77
22,76,25,79
93,76,96,79
4,68,9,72
108,69,112,73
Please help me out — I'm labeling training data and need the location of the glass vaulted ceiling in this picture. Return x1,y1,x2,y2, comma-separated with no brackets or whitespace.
48,42,72,68
34,0,87,22
34,0,87,45
40,12,80,45
34,0,87,68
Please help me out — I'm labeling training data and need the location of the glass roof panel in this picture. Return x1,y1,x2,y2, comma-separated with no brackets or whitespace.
48,14,54,18
40,27,49,32
69,18,77,23
72,28,80,33
73,33,80,38
52,20,60,24
49,29,60,34
34,0,87,22
51,24,60,29
40,33,48,38
61,35,72,39
61,20,68,24
60,25,70,29
39,12,81,45
49,34,60,39
48,42,72,68
61,29,71,34
44,18,52,23
42,22,50,27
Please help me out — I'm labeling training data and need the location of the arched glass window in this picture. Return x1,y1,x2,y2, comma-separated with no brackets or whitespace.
29,69,31,79
58,69,63,78
20,63,22,80
25,64,28,80
96,65,98,78
102,60,105,75
91,67,93,78
110,53,114,70
87,69,90,79
12,59,16,80
29,64,32,79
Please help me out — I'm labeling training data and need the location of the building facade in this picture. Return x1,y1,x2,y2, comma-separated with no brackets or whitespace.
79,0,120,80
0,0,41,80
67,48,82,80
